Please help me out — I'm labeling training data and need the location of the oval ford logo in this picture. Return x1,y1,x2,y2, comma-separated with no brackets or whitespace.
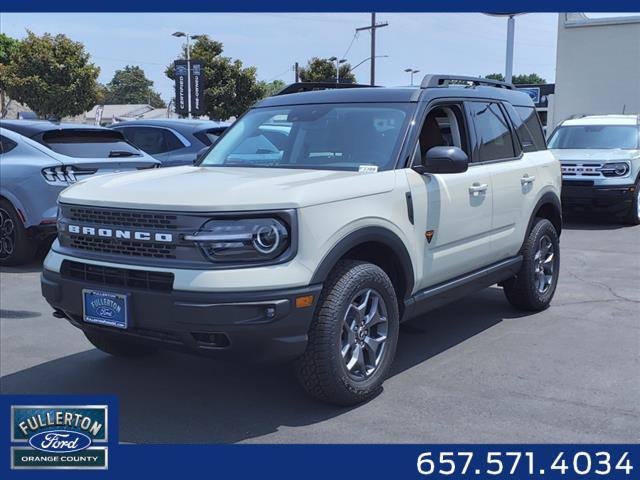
28,430,92,453
96,307,115,318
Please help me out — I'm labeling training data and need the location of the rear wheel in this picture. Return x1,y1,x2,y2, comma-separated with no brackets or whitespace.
0,199,37,266
84,331,157,357
295,260,399,406
624,179,640,225
503,218,560,311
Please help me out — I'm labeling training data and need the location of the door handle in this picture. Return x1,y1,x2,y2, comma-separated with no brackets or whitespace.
521,174,536,185
468,183,488,195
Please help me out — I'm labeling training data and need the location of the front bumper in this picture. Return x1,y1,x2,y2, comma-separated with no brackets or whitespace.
41,267,322,363
561,181,636,213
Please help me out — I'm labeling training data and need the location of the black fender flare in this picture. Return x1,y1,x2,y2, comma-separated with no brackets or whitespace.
310,226,415,297
527,191,562,237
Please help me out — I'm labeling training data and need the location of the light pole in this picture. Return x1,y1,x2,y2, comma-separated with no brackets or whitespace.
404,68,420,86
172,31,204,119
483,13,527,84
329,56,347,83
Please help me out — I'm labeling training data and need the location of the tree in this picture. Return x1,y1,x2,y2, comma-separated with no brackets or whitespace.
105,65,165,108
165,36,265,120
0,31,100,119
260,79,286,97
485,72,546,84
299,57,356,84
0,33,20,115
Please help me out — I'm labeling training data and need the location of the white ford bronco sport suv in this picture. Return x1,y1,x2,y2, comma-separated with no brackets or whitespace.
548,114,640,224
42,75,562,405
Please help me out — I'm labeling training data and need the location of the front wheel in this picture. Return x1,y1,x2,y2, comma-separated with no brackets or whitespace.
503,218,560,311
624,179,640,225
295,260,399,406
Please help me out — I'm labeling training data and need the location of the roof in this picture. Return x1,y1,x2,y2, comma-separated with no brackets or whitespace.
561,115,640,126
110,118,230,131
255,83,534,108
0,120,111,138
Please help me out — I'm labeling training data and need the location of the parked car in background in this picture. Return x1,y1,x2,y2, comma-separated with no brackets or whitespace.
110,119,229,167
0,122,159,265
548,114,640,224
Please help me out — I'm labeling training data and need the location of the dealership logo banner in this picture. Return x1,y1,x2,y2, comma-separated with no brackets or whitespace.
2,395,117,472
174,60,189,115
190,61,206,115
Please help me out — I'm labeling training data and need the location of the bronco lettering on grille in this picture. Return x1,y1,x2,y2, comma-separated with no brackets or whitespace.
67,224,173,243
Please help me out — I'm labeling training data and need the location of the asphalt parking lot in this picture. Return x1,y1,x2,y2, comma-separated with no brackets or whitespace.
1,218,638,444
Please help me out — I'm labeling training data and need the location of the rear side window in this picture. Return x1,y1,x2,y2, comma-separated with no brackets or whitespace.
468,102,516,161
194,128,227,146
41,130,142,158
0,135,18,154
117,127,184,155
510,106,546,152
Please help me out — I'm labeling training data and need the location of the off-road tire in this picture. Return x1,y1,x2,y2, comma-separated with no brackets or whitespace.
294,260,399,406
503,218,560,311
0,199,37,266
85,331,157,357
624,178,640,225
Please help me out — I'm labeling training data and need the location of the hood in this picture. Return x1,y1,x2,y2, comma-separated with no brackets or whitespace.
59,166,396,211
549,149,640,162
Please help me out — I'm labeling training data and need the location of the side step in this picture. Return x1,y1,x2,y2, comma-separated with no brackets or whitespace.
402,256,522,321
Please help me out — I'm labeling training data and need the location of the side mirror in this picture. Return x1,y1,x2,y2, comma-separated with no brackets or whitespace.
419,146,469,174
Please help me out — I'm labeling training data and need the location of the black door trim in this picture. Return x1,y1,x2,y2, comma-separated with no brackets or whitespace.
402,255,522,321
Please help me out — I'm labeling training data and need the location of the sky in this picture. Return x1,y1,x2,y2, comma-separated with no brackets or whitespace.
0,12,630,103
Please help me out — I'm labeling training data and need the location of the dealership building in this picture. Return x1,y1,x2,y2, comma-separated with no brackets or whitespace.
548,13,640,128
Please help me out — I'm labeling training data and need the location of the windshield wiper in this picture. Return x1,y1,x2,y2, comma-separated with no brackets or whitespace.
108,150,139,158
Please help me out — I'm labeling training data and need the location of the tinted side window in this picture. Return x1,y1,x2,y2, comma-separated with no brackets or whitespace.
468,102,516,161
511,106,546,152
118,127,183,155
0,135,18,154
413,104,470,166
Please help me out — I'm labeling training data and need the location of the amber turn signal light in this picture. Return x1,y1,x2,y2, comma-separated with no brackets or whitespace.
295,295,314,308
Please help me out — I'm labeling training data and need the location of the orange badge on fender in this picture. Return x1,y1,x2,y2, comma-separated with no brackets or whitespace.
425,230,434,244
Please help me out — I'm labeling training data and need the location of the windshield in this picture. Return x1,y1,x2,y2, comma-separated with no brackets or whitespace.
548,125,639,150
200,103,412,171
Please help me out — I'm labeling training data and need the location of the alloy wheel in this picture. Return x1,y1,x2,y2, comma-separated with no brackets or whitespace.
0,208,16,260
533,234,555,294
341,288,389,380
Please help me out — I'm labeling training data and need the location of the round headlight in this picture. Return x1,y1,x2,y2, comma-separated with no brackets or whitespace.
600,162,630,177
254,225,281,254
186,217,290,263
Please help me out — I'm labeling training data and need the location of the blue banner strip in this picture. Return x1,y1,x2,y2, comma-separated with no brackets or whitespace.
2,1,640,12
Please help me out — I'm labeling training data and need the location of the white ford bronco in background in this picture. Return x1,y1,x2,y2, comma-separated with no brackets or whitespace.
42,75,562,405
548,114,640,225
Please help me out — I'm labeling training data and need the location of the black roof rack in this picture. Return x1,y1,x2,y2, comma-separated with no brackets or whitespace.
420,74,515,90
275,82,376,96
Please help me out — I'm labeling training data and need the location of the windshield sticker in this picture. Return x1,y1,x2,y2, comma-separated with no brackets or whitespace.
358,165,378,173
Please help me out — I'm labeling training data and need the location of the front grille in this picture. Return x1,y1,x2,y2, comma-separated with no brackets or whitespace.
61,260,174,291
68,235,177,259
561,162,603,178
66,206,178,229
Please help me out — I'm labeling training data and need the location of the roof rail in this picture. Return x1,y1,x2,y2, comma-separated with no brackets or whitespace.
420,74,515,90
274,82,376,96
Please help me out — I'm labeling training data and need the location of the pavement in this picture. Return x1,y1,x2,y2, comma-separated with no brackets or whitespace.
1,218,638,444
